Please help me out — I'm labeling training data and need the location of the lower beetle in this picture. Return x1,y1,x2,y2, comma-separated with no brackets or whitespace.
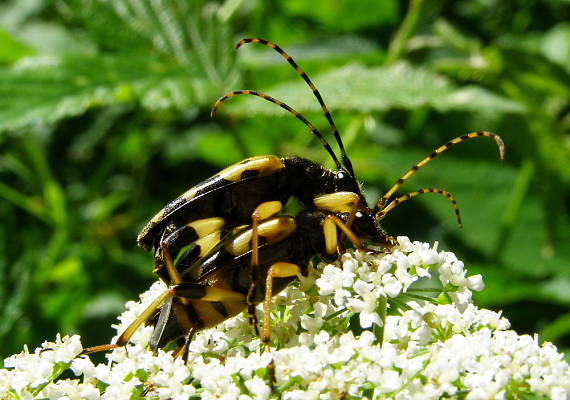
83,203,391,356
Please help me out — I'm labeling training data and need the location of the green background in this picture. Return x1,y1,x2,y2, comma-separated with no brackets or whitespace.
0,0,569,360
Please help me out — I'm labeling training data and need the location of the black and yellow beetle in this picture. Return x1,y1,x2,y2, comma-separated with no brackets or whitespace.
81,38,505,357
137,38,505,285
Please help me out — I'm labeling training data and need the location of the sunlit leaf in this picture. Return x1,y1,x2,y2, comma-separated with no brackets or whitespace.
0,27,33,64
238,35,383,67
223,62,524,115
0,53,214,132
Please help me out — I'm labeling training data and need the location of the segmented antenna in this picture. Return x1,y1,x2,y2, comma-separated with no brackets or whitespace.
375,188,463,228
236,38,355,177
211,90,342,170
374,131,505,213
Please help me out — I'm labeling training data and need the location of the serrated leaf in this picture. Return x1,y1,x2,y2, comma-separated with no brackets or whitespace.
238,35,383,67
0,53,215,132
223,62,524,115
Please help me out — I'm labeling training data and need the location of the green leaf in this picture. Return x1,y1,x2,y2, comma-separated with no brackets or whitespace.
164,125,243,167
0,27,34,64
12,22,95,56
541,23,570,72
497,23,570,74
283,0,399,31
238,35,383,68
222,62,524,115
0,53,215,132
541,312,570,342
435,86,524,113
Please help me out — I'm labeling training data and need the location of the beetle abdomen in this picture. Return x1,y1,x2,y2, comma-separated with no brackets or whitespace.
137,155,287,251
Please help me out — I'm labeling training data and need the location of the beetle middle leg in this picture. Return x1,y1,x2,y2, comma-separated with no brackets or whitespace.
262,261,301,385
247,201,283,335
155,217,226,283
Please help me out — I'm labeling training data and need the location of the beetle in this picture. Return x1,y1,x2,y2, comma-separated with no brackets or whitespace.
82,204,391,358
81,38,505,357
137,38,505,286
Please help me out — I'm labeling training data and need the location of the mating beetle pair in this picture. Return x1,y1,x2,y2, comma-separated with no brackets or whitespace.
82,38,505,358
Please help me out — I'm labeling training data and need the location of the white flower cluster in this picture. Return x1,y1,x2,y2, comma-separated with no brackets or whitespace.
1,237,569,399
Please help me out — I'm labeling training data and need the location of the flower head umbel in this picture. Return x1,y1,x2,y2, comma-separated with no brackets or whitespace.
2,237,569,399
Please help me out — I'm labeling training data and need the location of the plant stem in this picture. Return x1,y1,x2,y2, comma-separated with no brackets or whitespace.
386,0,425,64
373,296,387,345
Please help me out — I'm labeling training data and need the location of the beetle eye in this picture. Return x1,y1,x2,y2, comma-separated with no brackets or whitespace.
335,170,355,190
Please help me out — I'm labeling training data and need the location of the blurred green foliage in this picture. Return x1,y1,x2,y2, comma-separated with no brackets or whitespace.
0,0,569,359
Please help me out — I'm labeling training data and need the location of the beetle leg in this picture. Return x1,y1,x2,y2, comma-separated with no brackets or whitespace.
81,284,245,355
248,201,283,335
155,217,226,282
160,229,224,312
262,261,301,385
262,262,301,349
155,218,226,282
170,306,198,361
161,242,182,285
313,191,360,228
323,214,364,256
314,192,361,250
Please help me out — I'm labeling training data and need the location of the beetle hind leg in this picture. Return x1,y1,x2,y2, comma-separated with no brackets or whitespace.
81,284,245,355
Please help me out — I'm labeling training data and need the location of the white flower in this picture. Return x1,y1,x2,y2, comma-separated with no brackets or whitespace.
466,274,485,291
300,302,327,334
70,356,96,377
244,376,270,400
382,273,403,297
346,293,382,328
316,264,355,293
1,238,568,399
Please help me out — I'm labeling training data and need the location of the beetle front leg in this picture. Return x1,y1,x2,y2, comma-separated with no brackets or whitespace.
313,191,360,226
322,214,364,256
313,191,361,247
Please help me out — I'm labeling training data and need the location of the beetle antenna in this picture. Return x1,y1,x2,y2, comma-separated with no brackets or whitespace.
236,38,355,177
374,131,505,213
211,90,342,170
375,188,463,228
